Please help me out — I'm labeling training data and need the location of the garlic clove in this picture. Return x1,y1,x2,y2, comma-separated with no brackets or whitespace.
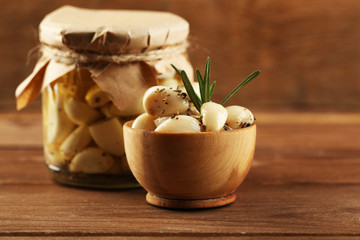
59,125,92,159
64,97,102,125
201,102,228,132
44,145,67,168
69,147,114,173
132,113,157,131
155,115,201,133
89,117,125,156
143,86,189,116
43,84,75,145
226,105,255,129
85,85,110,108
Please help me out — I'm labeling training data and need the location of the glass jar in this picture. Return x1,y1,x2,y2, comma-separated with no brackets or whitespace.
42,68,186,188
16,6,193,188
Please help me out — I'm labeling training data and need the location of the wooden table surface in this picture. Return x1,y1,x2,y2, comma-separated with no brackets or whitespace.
1,111,359,239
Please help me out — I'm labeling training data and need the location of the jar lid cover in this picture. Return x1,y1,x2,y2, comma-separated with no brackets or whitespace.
39,5,189,54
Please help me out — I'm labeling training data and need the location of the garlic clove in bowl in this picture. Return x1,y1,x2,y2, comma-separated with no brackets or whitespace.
226,105,255,129
143,86,189,116
201,102,228,131
155,115,201,133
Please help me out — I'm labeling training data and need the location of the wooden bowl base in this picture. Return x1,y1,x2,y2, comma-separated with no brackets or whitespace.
146,192,236,209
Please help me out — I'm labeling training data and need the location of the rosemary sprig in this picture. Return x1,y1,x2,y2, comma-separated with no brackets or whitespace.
203,57,211,103
209,81,216,96
171,57,260,111
220,70,260,105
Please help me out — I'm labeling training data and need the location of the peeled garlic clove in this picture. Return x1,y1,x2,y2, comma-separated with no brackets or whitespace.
154,116,170,127
59,125,92,159
44,145,67,168
85,85,110,108
89,117,125,156
44,84,75,145
143,86,189,116
226,105,255,129
69,147,114,173
155,115,201,133
58,81,78,98
201,102,228,132
109,97,145,117
64,97,102,125
132,113,157,131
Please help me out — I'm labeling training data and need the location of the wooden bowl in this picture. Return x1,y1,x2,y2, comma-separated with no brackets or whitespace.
123,121,256,209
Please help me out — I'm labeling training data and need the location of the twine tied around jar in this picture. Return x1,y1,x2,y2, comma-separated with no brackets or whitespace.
40,42,189,65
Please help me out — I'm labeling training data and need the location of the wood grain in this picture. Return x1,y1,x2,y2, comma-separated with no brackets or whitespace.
1,112,360,237
1,179,359,236
0,112,43,148
123,121,256,203
2,0,360,111
0,238,358,240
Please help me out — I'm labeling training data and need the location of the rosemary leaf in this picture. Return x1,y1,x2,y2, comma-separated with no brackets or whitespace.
220,70,260,105
203,57,211,103
171,64,181,76
196,69,205,102
209,81,216,97
195,92,202,106
180,70,202,112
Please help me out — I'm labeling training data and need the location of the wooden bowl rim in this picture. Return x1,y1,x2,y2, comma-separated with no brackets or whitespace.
123,120,256,136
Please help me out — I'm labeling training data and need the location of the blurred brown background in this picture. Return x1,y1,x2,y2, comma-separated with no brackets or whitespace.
1,0,360,112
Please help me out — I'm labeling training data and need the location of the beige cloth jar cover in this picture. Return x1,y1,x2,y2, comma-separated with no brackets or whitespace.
16,5,193,111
